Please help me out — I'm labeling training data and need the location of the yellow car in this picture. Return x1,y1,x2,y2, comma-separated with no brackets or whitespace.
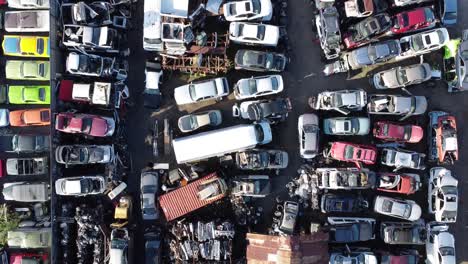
2,35,49,58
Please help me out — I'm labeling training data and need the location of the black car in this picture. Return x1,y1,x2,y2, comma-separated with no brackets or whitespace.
235,49,287,72
328,217,375,243
234,98,292,124
348,40,401,69
320,194,369,213
343,13,392,49
145,232,162,264
12,135,50,153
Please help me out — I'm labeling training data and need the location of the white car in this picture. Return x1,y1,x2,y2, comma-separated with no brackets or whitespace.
4,11,49,32
399,28,450,59
330,249,378,264
393,0,432,7
373,195,422,221
298,114,319,159
234,75,283,99
311,89,367,115
428,167,458,223
223,0,272,21
426,223,456,264
7,0,49,9
55,176,106,196
174,77,230,105
229,22,279,46
381,148,426,171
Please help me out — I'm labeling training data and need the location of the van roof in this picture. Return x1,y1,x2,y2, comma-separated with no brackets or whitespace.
173,124,261,164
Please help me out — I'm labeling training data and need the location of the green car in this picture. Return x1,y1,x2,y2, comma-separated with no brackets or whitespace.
8,85,50,104
5,60,50,81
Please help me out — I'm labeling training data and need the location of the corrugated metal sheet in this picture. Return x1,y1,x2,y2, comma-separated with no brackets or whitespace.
158,173,225,221
246,233,329,264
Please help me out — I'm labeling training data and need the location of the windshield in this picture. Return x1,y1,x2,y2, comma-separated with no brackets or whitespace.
257,25,266,40
397,68,409,84
344,145,354,159
251,0,260,13
188,84,197,100
248,79,258,94
411,35,424,51
440,247,455,256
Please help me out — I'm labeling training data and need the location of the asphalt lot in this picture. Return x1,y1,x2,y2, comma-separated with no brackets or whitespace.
121,0,468,262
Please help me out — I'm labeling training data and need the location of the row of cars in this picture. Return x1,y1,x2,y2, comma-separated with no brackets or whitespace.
0,0,52,263
311,0,459,263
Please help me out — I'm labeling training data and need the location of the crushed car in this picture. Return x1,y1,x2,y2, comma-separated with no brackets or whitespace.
380,221,426,245
428,111,458,164
231,175,271,198
428,167,458,223
62,25,124,53
381,148,426,171
234,149,288,170
367,94,427,121
310,89,367,115
232,97,291,124
315,167,376,190
61,1,114,26
377,172,421,195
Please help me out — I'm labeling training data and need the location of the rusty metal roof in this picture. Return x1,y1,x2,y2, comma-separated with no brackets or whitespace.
246,233,329,264
158,173,225,221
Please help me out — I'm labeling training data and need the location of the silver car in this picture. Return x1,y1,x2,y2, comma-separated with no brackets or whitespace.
177,110,222,133
279,201,299,235
140,171,159,220
55,176,106,196
373,195,422,221
323,117,370,135
174,77,229,105
373,63,432,89
367,95,427,121
4,11,49,32
298,114,319,159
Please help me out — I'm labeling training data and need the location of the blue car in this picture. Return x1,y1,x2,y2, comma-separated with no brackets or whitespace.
328,217,376,243
440,0,457,26
320,194,369,213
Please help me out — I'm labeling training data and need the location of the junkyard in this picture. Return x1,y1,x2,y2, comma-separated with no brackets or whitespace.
0,0,467,263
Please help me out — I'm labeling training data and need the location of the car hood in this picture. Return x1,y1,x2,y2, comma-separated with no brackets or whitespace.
89,118,108,137
409,125,424,142
380,70,400,88
353,47,372,65
413,96,428,115
174,85,192,105
408,203,422,220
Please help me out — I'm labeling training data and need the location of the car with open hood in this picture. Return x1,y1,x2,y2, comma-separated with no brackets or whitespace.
377,173,421,195
373,196,422,221
55,113,115,137
55,176,106,196
367,94,427,121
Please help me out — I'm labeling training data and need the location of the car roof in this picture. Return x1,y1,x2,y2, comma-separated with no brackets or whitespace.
3,36,20,53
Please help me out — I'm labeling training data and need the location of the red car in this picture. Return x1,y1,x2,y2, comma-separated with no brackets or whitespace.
343,13,392,49
10,252,49,264
434,114,458,164
391,7,436,35
377,173,421,195
55,113,115,137
325,141,377,167
373,121,423,143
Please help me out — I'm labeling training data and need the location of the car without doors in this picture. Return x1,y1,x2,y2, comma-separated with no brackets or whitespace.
428,167,458,223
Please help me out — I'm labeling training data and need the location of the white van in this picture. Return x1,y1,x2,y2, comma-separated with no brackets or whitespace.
143,0,163,52
173,122,272,164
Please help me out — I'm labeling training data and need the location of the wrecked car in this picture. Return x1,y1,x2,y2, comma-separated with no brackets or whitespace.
310,89,367,115
316,167,376,190
6,157,48,176
62,1,113,26
377,172,421,195
381,222,426,245
381,148,426,171
11,135,50,153
321,194,369,213
373,121,423,143
62,25,123,53
343,13,392,49
66,52,128,80
141,170,159,221
330,249,377,264
178,110,222,133
327,217,376,243
235,149,288,170
315,6,341,59
429,111,458,164
232,97,291,124
55,113,116,137
234,49,287,72
55,145,115,166
367,94,427,120
372,63,433,89
109,228,131,264
390,7,436,35
426,223,456,264
3,182,50,202
348,40,401,69
381,250,420,264
344,0,374,18
231,175,271,198
398,28,449,59
428,167,458,223
323,116,370,136
323,141,377,167
278,201,299,235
